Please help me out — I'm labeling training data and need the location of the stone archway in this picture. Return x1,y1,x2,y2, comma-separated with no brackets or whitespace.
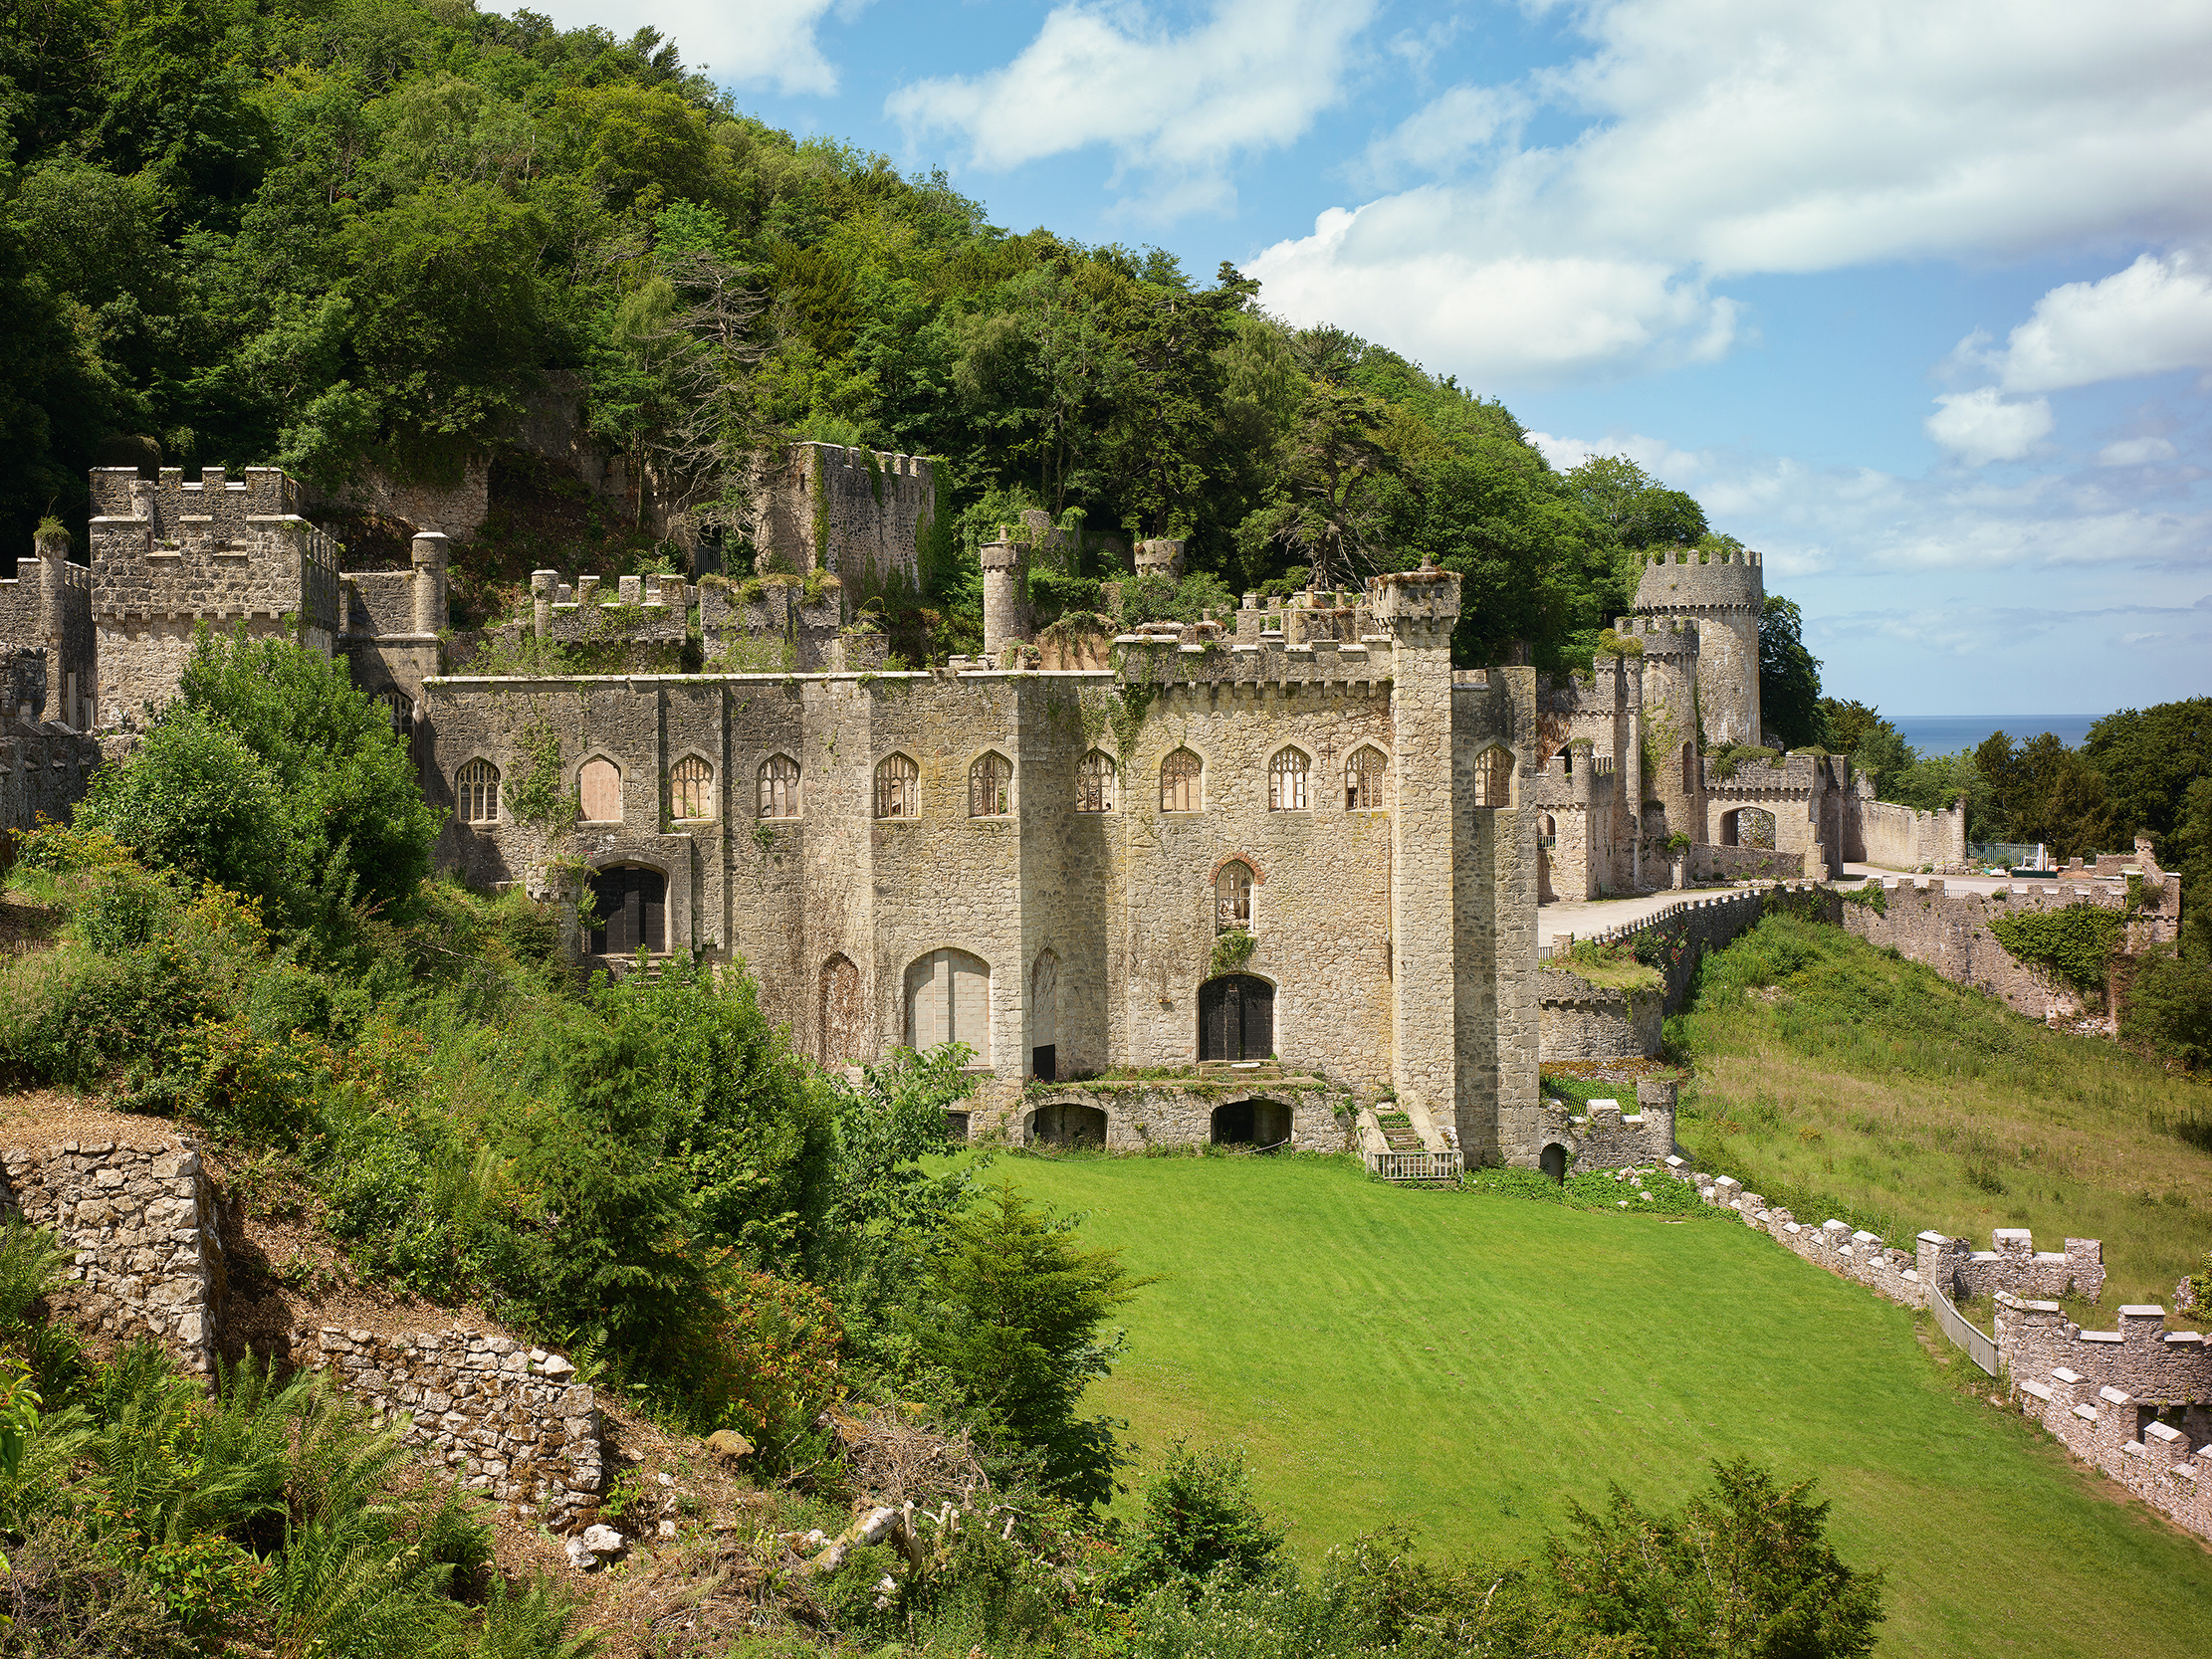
1540,1142,1569,1183
1721,806,1776,850
1029,1103,1107,1147
1211,1099,1291,1146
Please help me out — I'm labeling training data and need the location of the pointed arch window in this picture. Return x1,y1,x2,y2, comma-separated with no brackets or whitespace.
759,753,800,819
1160,748,1202,813
1268,747,1309,811
457,758,499,824
970,751,1011,817
1216,861,1252,933
1473,745,1513,809
875,753,919,819
1680,741,1696,795
1076,749,1115,813
671,754,714,820
578,756,622,821
376,688,415,739
1346,745,1387,811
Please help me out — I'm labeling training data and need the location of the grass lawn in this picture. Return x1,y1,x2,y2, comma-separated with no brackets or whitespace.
993,1151,2212,1659
1670,915,2212,1307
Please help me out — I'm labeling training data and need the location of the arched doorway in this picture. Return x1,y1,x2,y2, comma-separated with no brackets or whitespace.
1720,806,1776,849
587,865,665,955
905,948,990,1062
1198,974,1274,1063
1029,1103,1106,1147
1540,1143,1569,1183
1211,1099,1291,1146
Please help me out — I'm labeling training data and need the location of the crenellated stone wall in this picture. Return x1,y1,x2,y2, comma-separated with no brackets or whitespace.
2012,1367,2212,1541
297,1326,604,1526
0,1136,222,1373
1537,967,1662,1061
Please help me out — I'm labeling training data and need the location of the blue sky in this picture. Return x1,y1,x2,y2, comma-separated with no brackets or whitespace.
532,0,2212,719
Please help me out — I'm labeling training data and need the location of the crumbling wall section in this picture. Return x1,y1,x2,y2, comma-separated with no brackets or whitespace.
0,1137,221,1373
1537,968,1661,1060
298,1327,605,1526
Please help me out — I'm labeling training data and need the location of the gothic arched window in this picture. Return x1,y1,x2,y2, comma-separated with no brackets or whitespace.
671,754,714,820
1473,746,1512,809
457,758,499,824
1216,861,1252,933
970,751,1011,817
875,753,919,819
578,756,622,821
1161,748,1202,813
1077,749,1115,813
1268,747,1309,811
1346,745,1387,811
759,753,799,818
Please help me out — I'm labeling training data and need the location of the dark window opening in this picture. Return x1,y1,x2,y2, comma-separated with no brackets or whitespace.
1540,1143,1569,1183
1211,1099,1291,1146
1032,1043,1056,1082
1029,1103,1106,1147
588,865,666,956
1199,974,1274,1063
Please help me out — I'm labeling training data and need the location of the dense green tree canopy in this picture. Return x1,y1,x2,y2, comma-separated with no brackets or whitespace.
0,0,1805,678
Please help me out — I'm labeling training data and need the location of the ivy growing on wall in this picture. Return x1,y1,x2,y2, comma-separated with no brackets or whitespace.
1210,929,1256,978
1989,903,2127,994
503,712,574,836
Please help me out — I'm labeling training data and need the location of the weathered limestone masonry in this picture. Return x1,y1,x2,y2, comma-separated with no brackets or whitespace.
1,520,96,729
2012,1365,2212,1541
0,1137,222,1373
298,1327,603,1525
425,559,1550,1162
1842,851,2181,1024
1542,885,1841,1014
1003,1075,1357,1152
88,466,342,724
338,529,450,716
1634,546,1762,746
1850,778,1967,871
1535,1079,1678,1170
1537,967,1662,1061
751,442,936,599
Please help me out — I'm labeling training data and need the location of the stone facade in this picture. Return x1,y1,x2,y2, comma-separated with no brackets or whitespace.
87,466,341,726
0,1136,223,1373
418,555,1550,1164
972,1075,1358,1152
1535,1079,1678,1170
298,1326,604,1525
750,442,937,600
2012,1366,2212,1542
1634,546,1762,746
1537,968,1662,1061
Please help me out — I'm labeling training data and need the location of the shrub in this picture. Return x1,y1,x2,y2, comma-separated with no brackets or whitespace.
1112,1442,1284,1595
2122,945,2212,1070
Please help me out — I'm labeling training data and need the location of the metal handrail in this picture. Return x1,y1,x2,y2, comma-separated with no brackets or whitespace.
1930,1283,1999,1375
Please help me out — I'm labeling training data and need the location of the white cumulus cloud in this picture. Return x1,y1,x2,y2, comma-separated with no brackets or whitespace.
1242,0,2212,384
1974,252,2212,393
2098,436,2180,467
886,0,1376,215
1924,389,2054,467
530,0,855,97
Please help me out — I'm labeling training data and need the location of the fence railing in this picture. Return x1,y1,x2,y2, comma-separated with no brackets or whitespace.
1930,1284,1999,1375
1365,1148,1464,1182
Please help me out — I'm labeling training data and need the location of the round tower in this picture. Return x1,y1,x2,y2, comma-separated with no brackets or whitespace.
1634,547,1763,747
980,526,1028,662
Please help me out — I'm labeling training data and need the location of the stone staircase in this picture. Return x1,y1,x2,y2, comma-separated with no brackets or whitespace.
1375,1110,1424,1152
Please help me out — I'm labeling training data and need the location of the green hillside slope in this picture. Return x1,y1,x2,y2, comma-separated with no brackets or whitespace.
997,1153,2212,1659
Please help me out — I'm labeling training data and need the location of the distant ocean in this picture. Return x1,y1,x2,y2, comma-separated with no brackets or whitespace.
1889,716,2097,755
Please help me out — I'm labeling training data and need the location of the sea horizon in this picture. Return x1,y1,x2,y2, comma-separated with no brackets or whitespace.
1888,715,2098,754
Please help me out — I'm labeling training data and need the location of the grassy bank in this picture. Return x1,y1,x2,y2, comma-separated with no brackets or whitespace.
1671,914,2212,1305
998,1151,2212,1659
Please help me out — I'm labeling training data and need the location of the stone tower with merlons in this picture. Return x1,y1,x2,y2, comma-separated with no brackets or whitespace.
1634,546,1764,747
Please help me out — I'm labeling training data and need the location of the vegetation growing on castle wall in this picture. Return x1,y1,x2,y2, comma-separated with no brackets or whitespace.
1988,903,2128,997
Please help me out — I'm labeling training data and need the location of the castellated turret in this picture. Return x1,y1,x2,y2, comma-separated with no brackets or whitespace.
1634,546,1763,747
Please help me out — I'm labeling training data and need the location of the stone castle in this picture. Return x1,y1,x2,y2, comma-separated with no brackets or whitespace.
17,453,1969,1169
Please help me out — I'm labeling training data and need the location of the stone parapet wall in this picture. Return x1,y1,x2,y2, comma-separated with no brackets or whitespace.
0,1137,222,1373
298,1326,604,1525
0,714,103,832
1537,967,1661,1060
1853,794,1966,872
969,1076,1356,1153
1840,877,2148,1023
2015,1367,2212,1542
1700,843,1803,882
1994,1297,2210,1404
1537,1080,1676,1169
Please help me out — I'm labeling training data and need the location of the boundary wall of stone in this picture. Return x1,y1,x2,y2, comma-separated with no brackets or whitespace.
298,1326,604,1526
0,1137,222,1372
1537,967,1662,1061
1663,1157,2210,1541
1541,883,1840,1012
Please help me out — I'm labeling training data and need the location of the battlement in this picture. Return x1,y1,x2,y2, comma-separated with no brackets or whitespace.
88,465,304,531
1634,545,1763,614
1611,613,1700,659
91,463,339,638
752,441,937,597
1367,563,1460,633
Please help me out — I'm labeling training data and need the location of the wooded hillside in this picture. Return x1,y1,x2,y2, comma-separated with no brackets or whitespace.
1,0,1728,671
